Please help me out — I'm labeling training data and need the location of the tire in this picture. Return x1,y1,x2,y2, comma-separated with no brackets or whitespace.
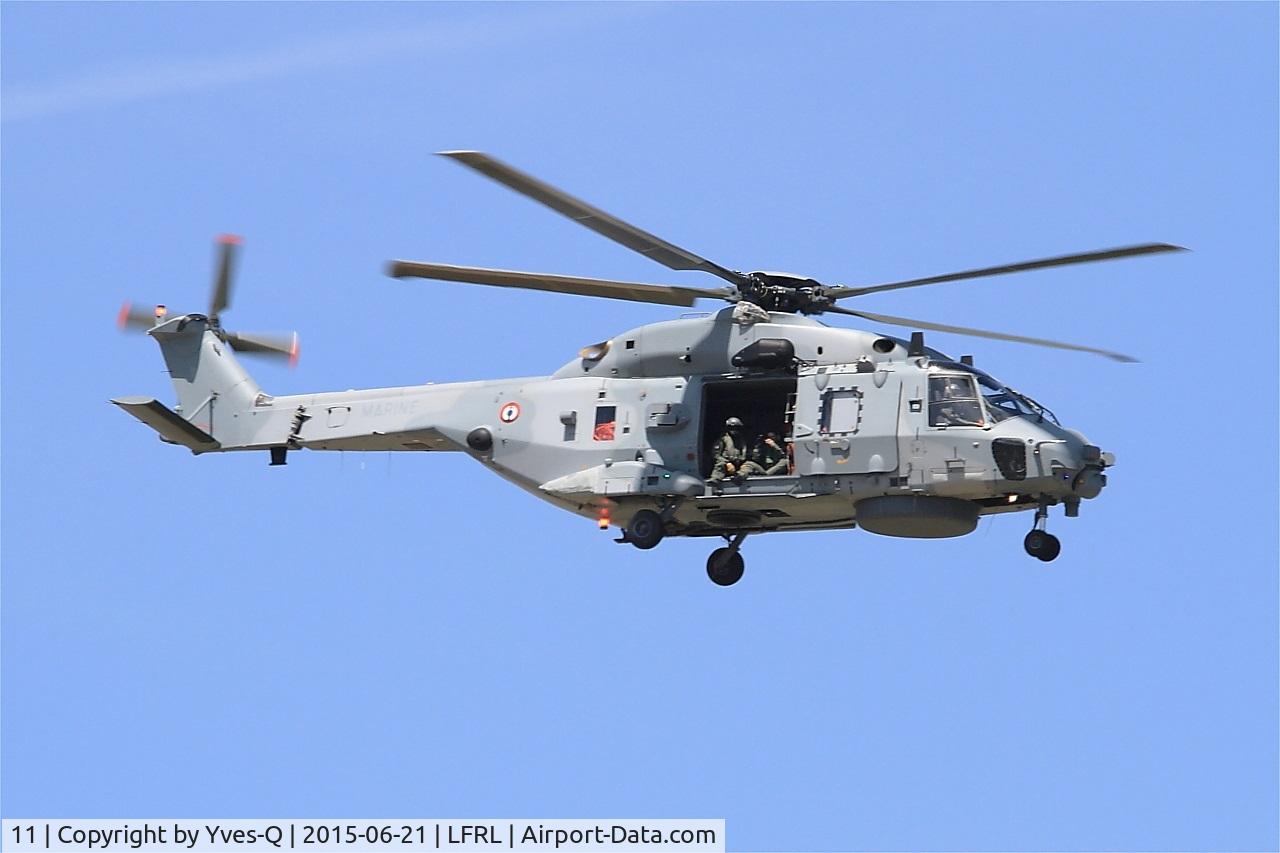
626,510,664,550
1024,530,1061,561
706,548,745,586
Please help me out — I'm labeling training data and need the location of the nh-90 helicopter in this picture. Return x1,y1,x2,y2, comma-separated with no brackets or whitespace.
115,152,1184,585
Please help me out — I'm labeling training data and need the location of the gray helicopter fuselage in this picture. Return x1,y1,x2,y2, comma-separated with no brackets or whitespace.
113,155,1171,579
118,305,1110,541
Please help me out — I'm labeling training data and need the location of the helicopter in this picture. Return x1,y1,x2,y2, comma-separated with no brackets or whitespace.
114,151,1184,585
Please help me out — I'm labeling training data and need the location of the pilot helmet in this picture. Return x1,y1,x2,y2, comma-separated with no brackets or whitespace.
725,417,744,429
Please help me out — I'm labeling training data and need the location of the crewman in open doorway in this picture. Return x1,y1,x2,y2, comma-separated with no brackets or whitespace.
708,417,749,483
749,431,789,476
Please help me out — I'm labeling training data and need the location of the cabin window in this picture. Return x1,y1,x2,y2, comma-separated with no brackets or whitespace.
929,375,984,427
593,405,617,441
819,389,861,435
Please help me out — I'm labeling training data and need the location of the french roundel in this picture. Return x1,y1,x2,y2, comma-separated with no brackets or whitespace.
499,401,521,423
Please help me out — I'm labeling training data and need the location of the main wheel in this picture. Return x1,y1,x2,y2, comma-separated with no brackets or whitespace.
626,509,664,550
1024,530,1062,562
706,548,745,586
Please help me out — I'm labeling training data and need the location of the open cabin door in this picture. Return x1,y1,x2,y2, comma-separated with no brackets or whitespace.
792,364,901,475
698,376,797,477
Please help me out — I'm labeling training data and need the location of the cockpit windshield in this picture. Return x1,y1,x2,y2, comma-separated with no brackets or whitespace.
976,373,1036,423
930,361,1059,426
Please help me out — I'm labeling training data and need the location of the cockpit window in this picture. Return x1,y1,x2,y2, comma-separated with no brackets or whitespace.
929,375,983,427
929,360,1059,425
976,373,1036,423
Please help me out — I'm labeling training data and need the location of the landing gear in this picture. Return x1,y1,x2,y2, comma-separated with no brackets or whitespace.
707,549,745,586
1024,500,1061,562
1024,529,1061,562
623,509,665,550
706,532,749,586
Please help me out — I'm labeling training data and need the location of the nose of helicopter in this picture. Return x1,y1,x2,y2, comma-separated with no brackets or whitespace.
1016,425,1113,500
1061,428,1114,499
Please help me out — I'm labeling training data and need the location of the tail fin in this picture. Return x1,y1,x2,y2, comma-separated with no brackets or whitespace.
150,314,262,438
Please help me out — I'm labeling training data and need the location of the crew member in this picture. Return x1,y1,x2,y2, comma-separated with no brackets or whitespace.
708,417,749,483
749,431,789,476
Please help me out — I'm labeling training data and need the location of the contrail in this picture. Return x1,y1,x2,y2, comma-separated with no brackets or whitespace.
3,5,650,122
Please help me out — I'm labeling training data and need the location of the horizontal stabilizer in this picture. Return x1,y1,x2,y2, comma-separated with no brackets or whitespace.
111,396,221,453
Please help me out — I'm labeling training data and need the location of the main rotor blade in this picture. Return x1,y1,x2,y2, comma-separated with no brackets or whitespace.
438,151,747,287
826,243,1187,300
388,261,734,307
209,234,242,321
225,330,299,365
824,305,1138,362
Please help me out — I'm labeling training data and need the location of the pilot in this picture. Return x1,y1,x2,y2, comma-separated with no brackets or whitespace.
930,375,984,426
708,417,749,483
933,400,984,427
931,376,971,402
748,431,789,476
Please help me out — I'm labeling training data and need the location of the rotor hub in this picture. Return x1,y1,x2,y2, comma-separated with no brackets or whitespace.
741,272,833,314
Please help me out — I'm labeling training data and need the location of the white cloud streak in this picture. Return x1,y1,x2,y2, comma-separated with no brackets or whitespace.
2,4,649,122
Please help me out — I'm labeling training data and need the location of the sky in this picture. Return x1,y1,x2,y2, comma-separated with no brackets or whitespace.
2,3,1277,851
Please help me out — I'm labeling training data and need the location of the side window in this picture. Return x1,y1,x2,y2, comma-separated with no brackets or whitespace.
819,389,861,435
929,376,983,427
593,405,617,441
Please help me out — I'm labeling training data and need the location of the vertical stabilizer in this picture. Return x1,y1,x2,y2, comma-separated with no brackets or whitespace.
150,315,261,438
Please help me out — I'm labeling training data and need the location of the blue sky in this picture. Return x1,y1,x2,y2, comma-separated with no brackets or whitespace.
2,3,1276,850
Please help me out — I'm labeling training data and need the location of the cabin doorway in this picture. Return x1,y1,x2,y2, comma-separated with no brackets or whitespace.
699,377,797,477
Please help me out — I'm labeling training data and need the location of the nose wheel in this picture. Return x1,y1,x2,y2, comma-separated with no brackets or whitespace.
1024,501,1061,562
707,549,745,586
706,532,749,585
1024,529,1061,561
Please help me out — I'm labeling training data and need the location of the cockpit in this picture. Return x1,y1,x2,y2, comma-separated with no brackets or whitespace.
928,361,1058,427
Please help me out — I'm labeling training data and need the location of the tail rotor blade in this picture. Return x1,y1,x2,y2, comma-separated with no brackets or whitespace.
209,234,242,322
117,301,168,331
225,330,299,366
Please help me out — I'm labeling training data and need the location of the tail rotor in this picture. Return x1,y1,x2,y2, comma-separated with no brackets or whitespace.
117,234,299,366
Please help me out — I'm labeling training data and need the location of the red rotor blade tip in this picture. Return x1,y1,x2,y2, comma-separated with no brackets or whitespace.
217,233,243,245
117,301,132,329
289,334,300,368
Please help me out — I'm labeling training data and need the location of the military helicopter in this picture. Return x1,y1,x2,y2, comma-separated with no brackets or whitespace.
114,152,1184,585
